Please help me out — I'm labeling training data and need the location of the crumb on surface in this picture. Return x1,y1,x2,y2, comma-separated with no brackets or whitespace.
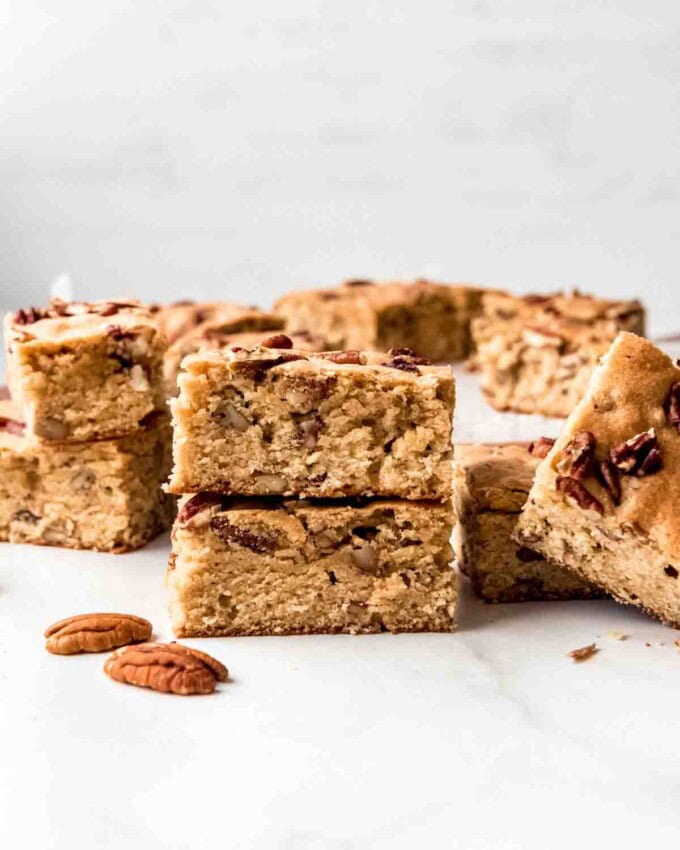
607,631,627,641
568,643,598,662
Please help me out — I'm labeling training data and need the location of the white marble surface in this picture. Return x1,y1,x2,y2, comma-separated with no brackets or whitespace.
2,2,680,334
3,360,680,849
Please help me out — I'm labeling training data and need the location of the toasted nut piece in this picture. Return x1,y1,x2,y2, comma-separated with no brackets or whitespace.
568,643,598,662
557,430,596,480
556,475,604,515
45,613,152,655
104,642,228,695
528,436,555,458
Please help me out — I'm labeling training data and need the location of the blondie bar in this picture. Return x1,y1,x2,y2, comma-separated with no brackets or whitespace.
454,442,598,602
153,301,274,345
5,298,166,441
275,279,487,362
168,345,454,499
515,333,680,626
0,398,173,552
167,494,455,636
471,291,645,418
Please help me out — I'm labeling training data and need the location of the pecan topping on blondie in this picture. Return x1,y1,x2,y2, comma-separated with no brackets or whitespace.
555,476,604,515
595,459,621,505
528,436,555,458
665,382,680,433
209,516,278,553
177,493,225,526
610,428,662,477
558,430,596,480
322,350,365,365
259,333,293,349
0,416,25,436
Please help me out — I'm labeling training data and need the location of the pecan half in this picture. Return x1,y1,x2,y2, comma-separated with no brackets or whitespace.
210,516,278,552
610,428,662,477
0,416,25,436
595,459,621,505
104,642,228,695
45,613,152,655
260,333,293,349
528,436,555,458
558,431,596,480
556,476,604,515
665,382,680,433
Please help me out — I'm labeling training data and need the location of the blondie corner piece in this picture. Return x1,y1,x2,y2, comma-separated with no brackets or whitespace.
167,495,456,636
0,399,174,552
275,278,488,363
168,346,454,500
515,333,680,626
471,291,645,418
453,443,599,602
5,299,167,441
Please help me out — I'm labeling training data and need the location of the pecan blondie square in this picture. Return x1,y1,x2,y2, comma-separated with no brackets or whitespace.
167,342,454,500
5,299,166,441
471,291,645,418
167,494,455,636
275,279,487,362
0,398,173,552
515,333,680,626
454,442,599,602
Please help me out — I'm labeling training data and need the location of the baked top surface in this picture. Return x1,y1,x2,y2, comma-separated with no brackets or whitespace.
180,344,454,383
5,299,158,345
275,278,489,309
480,289,644,323
455,442,538,512
530,332,680,558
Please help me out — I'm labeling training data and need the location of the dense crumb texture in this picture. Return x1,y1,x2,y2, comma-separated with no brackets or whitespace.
5,299,167,441
471,291,645,418
0,399,174,552
168,496,456,636
453,443,598,602
275,279,488,362
168,347,454,499
515,333,680,626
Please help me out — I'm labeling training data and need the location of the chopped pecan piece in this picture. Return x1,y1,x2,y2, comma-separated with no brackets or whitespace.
665,382,680,433
14,307,47,325
232,352,307,377
177,493,224,526
664,565,679,579
387,348,431,365
610,428,662,477
298,416,321,448
383,356,420,374
516,546,544,563
344,279,374,287
558,431,596,480
528,436,555,459
104,642,228,695
568,643,598,662
556,476,604,515
106,324,137,341
0,416,25,436
595,459,621,505
260,333,293,349
210,517,278,552
45,613,152,655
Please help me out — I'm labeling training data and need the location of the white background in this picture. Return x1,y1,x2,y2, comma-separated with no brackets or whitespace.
2,4,680,848
1,1,679,333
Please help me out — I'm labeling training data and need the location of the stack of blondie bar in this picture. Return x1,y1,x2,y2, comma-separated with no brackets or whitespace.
0,298,174,552
165,340,457,635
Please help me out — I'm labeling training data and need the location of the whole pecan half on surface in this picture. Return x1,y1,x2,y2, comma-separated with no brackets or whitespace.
104,642,228,695
556,476,604,515
45,613,152,655
610,428,662,477
558,431,596,480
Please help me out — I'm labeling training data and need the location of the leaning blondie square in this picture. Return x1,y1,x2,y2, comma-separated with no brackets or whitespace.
515,333,680,626
0,399,174,552
275,279,487,362
471,291,645,418
168,345,454,499
454,442,598,602
5,299,167,441
167,494,456,636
